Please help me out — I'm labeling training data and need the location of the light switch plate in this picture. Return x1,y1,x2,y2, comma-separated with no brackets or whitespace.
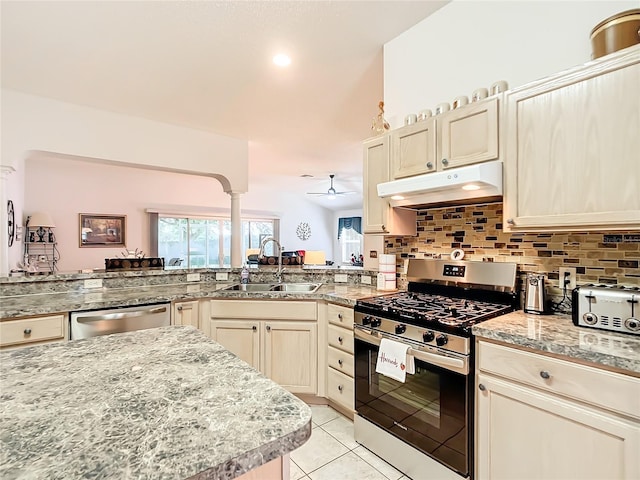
361,275,372,285
84,279,103,289
187,273,201,282
215,272,228,281
335,274,348,283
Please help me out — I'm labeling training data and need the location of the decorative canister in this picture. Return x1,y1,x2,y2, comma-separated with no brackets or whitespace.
590,9,640,59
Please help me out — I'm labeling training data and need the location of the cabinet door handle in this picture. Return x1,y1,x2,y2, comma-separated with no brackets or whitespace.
338,385,343,392
478,383,486,391
507,218,515,225
23,328,32,335
426,162,433,169
338,359,343,366
266,325,271,332
539,371,551,380
441,158,449,166
177,305,183,311
252,325,257,332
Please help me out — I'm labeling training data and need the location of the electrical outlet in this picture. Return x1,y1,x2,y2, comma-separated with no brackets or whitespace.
215,272,228,281
559,267,577,290
83,279,103,289
361,275,372,285
187,273,201,282
334,274,348,283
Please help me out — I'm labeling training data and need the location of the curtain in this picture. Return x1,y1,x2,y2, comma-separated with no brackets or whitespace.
337,216,362,239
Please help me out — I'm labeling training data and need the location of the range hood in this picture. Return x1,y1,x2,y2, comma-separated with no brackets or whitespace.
377,161,503,208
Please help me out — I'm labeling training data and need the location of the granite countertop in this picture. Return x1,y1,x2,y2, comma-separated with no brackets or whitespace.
0,283,381,319
473,311,640,375
0,326,312,480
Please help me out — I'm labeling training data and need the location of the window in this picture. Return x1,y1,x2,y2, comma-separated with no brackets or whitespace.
338,216,363,265
157,216,276,268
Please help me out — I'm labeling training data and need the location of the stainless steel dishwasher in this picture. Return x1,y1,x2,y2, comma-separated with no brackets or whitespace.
70,302,171,340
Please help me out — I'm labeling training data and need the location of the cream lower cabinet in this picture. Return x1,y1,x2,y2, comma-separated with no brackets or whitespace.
503,45,640,232
209,300,318,394
0,313,68,349
172,300,200,328
476,340,640,480
363,134,416,235
325,303,355,414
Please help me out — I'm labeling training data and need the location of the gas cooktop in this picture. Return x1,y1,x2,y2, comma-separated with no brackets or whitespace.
355,290,514,335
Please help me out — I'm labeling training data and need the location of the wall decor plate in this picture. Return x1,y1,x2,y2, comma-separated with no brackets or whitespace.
296,222,311,241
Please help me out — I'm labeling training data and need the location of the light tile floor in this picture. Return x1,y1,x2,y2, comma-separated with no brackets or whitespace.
290,405,411,480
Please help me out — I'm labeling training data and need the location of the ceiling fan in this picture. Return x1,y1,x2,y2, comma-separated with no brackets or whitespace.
306,174,355,200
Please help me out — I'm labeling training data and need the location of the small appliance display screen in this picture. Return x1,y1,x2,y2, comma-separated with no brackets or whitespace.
443,264,465,277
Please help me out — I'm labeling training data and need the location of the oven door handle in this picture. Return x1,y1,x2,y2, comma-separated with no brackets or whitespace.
354,327,468,374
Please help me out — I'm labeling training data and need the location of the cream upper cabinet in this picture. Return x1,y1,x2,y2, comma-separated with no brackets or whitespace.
439,97,499,170
363,135,417,235
172,300,200,328
209,299,318,394
390,119,437,178
476,340,640,480
390,96,500,180
503,45,640,232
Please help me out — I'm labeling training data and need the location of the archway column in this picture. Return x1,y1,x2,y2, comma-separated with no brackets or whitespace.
229,191,242,268
0,165,16,275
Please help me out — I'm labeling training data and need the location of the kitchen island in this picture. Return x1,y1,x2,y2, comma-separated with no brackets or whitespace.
0,326,312,479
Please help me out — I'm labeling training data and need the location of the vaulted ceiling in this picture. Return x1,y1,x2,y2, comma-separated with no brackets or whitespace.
1,1,448,210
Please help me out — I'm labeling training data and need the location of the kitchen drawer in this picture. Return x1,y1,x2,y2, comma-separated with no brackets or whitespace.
328,324,354,354
327,303,354,329
478,340,640,419
0,314,66,347
210,300,317,321
327,367,354,411
328,345,354,377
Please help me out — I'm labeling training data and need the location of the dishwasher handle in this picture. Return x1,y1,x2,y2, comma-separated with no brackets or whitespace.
76,306,168,323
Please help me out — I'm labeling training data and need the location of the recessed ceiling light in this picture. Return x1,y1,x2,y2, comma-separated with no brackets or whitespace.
273,54,291,67
462,184,481,191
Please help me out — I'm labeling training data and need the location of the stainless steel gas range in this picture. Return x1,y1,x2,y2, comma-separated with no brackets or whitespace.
353,258,518,480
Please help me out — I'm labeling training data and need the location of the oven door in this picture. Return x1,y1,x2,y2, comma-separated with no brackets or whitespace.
354,327,471,478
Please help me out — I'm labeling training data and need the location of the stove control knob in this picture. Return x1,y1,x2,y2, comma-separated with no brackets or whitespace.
423,331,435,342
583,312,598,325
395,324,406,335
371,318,382,328
625,318,640,332
362,315,372,326
436,334,448,347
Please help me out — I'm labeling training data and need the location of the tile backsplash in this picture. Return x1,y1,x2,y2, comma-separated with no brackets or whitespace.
385,203,640,296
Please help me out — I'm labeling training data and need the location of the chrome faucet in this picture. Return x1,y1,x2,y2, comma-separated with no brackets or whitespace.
258,236,283,283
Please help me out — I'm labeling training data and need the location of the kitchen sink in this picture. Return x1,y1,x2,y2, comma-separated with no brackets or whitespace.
270,283,322,293
223,283,322,293
223,283,276,291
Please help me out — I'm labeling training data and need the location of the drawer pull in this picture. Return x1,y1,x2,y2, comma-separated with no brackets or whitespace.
540,371,551,380
23,328,32,335
177,305,183,311
266,325,271,332
338,359,343,366
478,383,486,391
338,313,343,320
337,385,343,392
338,336,343,343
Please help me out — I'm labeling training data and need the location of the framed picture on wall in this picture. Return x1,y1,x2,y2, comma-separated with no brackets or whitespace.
79,214,126,247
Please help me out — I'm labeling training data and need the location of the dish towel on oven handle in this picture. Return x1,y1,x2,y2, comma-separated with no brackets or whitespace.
375,338,415,383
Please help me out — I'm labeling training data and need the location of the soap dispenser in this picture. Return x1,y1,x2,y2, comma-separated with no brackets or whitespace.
241,264,250,284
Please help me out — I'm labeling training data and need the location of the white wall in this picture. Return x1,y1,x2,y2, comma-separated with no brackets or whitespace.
383,0,636,128
21,154,333,272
